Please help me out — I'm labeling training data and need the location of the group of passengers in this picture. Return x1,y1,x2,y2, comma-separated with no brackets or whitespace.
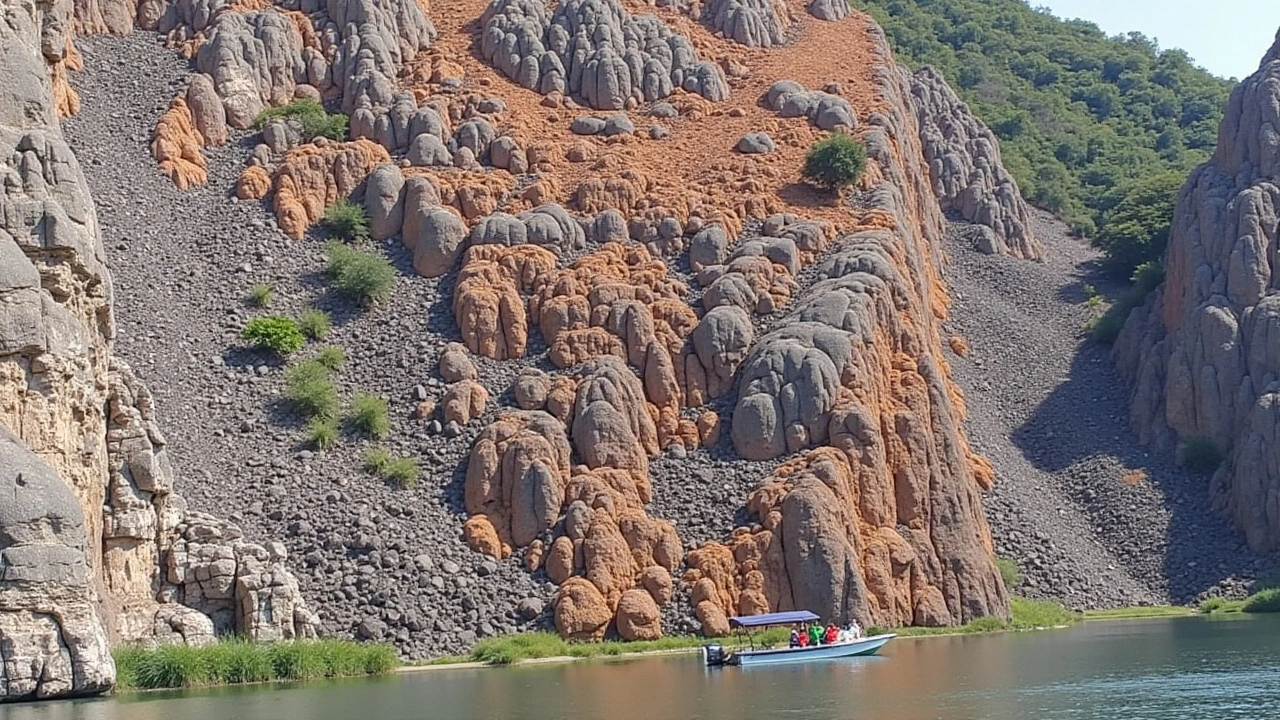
788,620,862,648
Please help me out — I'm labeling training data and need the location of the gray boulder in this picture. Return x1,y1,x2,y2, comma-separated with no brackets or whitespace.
364,163,407,240
571,116,606,135
702,0,788,48
410,208,469,277
736,132,776,154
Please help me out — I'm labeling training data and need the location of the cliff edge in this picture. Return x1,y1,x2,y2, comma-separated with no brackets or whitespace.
1115,29,1280,552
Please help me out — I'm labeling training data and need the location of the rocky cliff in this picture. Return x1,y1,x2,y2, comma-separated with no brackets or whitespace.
1115,29,1280,553
14,0,1045,666
0,0,316,701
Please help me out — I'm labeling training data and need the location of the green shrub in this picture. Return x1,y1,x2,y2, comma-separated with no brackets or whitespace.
306,416,339,450
363,447,417,488
285,360,338,419
1181,437,1224,475
363,446,392,474
1091,260,1165,345
298,308,331,340
248,283,274,308
384,457,419,488
326,242,395,304
801,134,868,192
315,345,346,371
348,392,390,438
254,99,347,141
995,556,1023,588
1198,596,1226,614
241,316,305,355
968,616,1009,633
1241,588,1280,613
322,199,371,242
202,639,274,685
1009,597,1075,629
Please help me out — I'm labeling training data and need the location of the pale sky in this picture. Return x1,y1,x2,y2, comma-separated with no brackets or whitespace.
1038,0,1278,79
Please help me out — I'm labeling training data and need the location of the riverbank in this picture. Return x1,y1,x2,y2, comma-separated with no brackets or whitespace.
113,639,397,691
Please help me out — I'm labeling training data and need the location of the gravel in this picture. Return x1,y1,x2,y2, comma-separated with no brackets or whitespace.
59,31,1272,660
944,209,1274,608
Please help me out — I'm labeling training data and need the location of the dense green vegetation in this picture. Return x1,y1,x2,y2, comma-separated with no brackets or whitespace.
298,308,332,340
1180,436,1225,475
854,0,1232,250
326,241,395,304
322,199,372,242
285,359,340,419
1088,259,1164,344
363,446,420,488
113,639,396,691
996,556,1023,588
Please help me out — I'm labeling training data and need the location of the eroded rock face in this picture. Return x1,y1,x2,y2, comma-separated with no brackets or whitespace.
0,427,115,700
480,0,729,109
1114,32,1280,551
909,67,1041,260
1,0,318,697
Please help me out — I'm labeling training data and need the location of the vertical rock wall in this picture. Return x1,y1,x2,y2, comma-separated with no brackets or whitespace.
1114,29,1280,552
1,0,317,700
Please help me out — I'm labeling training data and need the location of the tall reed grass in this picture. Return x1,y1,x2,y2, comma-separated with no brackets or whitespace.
113,639,397,691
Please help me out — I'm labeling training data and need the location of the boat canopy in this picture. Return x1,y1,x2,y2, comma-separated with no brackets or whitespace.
728,611,821,628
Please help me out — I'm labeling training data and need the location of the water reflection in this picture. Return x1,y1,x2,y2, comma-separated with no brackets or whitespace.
3,616,1279,720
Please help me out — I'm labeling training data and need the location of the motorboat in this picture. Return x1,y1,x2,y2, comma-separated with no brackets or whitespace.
702,610,895,667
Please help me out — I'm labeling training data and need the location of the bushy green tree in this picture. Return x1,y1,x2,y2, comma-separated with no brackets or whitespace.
1092,171,1183,276
254,99,348,141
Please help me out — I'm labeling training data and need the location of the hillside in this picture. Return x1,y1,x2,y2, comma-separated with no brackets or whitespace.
854,0,1235,242
2,0,1275,701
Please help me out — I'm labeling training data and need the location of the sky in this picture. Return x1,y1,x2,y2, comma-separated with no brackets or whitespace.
1037,0,1277,79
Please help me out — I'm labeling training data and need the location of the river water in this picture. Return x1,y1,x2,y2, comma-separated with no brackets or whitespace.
6,616,1279,720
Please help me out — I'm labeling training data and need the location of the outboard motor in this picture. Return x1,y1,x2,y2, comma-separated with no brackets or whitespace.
702,644,726,667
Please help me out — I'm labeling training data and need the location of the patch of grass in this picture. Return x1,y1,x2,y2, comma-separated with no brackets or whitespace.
298,308,331,340
241,316,305,355
314,345,346,371
284,360,339,419
1181,436,1224,476
1084,605,1190,620
384,457,419,488
467,629,792,666
254,99,347,141
995,556,1022,589
363,446,392,474
322,199,371,242
306,416,339,450
347,392,390,438
326,241,395,305
113,639,396,691
247,283,274,308
1198,597,1228,614
1009,597,1076,629
1241,587,1280,613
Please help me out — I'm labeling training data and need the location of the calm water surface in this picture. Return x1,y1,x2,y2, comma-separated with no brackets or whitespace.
6,616,1279,720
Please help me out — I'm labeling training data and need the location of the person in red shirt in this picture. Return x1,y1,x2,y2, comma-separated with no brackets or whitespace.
825,624,839,644
798,626,810,647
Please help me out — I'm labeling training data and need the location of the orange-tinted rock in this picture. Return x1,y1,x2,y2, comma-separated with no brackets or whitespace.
582,510,636,607
236,165,271,200
442,380,488,426
525,539,545,572
454,245,556,360
697,411,722,446
152,97,208,190
554,577,613,641
438,342,478,383
695,600,731,637
639,566,673,605
615,588,662,641
269,139,391,239
465,411,572,552
463,514,509,559
546,535,576,584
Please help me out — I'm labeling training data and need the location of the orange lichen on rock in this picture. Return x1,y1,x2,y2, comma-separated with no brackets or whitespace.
453,244,557,360
269,139,391,239
236,165,272,200
151,97,208,190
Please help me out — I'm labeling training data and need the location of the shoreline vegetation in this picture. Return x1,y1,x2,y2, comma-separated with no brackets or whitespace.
113,590,1280,690
113,639,397,692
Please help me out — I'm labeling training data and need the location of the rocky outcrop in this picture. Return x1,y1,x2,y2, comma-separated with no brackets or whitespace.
909,67,1041,260
0,427,114,700
700,0,790,48
1114,31,1280,551
1,0,317,698
480,0,729,109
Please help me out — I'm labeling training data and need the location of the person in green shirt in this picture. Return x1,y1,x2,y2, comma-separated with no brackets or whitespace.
808,623,823,646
